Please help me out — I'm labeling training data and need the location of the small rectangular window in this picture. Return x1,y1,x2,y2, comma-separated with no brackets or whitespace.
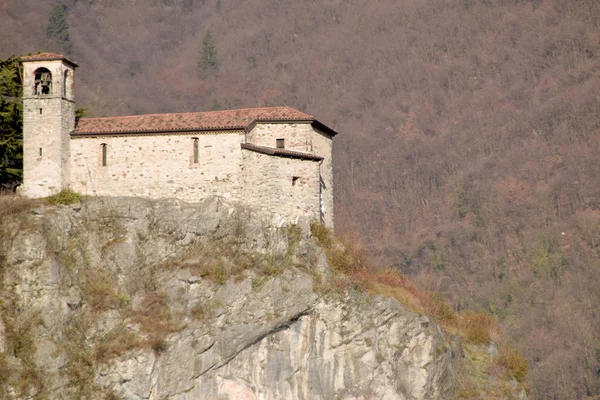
276,138,285,149
39,148,43,156
101,143,107,166
193,138,199,164
39,108,43,114
292,176,299,186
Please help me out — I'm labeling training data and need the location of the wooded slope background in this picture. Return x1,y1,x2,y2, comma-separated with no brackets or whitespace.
1,0,599,398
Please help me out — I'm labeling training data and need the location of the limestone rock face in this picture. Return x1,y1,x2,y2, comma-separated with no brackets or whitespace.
0,197,454,399
99,281,452,400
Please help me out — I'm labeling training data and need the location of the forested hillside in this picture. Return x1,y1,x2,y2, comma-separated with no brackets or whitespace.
1,0,599,398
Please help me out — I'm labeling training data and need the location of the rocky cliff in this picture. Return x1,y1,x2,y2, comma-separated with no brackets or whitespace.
0,196,524,399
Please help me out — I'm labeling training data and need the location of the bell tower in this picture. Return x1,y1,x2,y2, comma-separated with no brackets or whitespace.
20,52,78,198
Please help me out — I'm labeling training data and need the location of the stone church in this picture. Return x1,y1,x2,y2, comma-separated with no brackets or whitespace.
19,53,336,227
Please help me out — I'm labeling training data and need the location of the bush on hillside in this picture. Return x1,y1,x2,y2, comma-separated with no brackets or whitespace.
47,189,82,205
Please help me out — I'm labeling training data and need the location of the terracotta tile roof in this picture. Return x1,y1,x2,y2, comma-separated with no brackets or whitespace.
21,52,78,67
241,143,324,161
72,106,337,136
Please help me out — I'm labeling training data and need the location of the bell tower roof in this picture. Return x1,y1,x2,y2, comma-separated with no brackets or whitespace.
21,52,78,68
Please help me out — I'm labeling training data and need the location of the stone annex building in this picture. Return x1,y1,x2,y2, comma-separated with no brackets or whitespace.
19,53,336,227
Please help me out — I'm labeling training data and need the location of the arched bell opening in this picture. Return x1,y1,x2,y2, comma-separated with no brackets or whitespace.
34,68,53,95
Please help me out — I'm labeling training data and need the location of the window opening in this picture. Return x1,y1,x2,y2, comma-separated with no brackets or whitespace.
39,108,43,114
39,148,43,157
292,176,299,186
34,68,52,95
63,71,69,97
193,138,199,164
101,143,107,166
276,138,285,149
319,176,325,223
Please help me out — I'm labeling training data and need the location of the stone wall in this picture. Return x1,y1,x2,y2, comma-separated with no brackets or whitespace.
311,129,334,227
245,122,335,226
21,60,74,100
69,127,329,225
246,123,313,152
241,150,320,223
21,60,75,198
70,132,246,202
61,100,76,192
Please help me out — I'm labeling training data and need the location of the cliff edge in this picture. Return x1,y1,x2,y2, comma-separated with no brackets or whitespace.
0,196,524,399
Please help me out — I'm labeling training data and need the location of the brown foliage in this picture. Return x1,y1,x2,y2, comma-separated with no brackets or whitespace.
496,345,529,384
311,223,504,352
2,0,599,396
94,324,140,364
458,311,500,345
131,291,179,353
0,194,41,219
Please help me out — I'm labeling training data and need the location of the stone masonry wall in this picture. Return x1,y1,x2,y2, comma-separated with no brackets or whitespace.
241,151,321,223
61,100,75,192
21,60,74,100
245,122,334,225
312,129,334,227
246,123,313,152
22,98,66,197
69,133,246,202
21,60,75,198
69,127,328,225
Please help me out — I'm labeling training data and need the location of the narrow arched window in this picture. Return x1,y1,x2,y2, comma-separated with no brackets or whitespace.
63,70,69,97
192,138,199,164
33,68,52,95
100,143,107,166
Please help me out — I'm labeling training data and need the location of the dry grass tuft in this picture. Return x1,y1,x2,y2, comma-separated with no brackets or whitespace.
83,268,128,312
94,324,140,363
496,345,529,383
167,222,300,287
0,194,41,218
458,311,501,345
131,291,179,353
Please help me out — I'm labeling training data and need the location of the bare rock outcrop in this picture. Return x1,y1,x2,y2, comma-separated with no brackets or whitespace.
99,274,452,400
0,197,455,399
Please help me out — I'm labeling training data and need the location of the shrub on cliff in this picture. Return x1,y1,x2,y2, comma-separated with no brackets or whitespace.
46,189,82,205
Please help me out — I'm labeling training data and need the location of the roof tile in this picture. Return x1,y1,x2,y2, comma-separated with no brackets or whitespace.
241,143,324,161
21,52,79,67
72,107,321,135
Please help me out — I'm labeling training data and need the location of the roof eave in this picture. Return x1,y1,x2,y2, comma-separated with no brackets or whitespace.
241,143,324,161
70,126,244,137
21,56,79,68
312,120,338,137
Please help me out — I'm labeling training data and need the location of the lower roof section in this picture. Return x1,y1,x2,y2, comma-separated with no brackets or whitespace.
241,143,324,162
